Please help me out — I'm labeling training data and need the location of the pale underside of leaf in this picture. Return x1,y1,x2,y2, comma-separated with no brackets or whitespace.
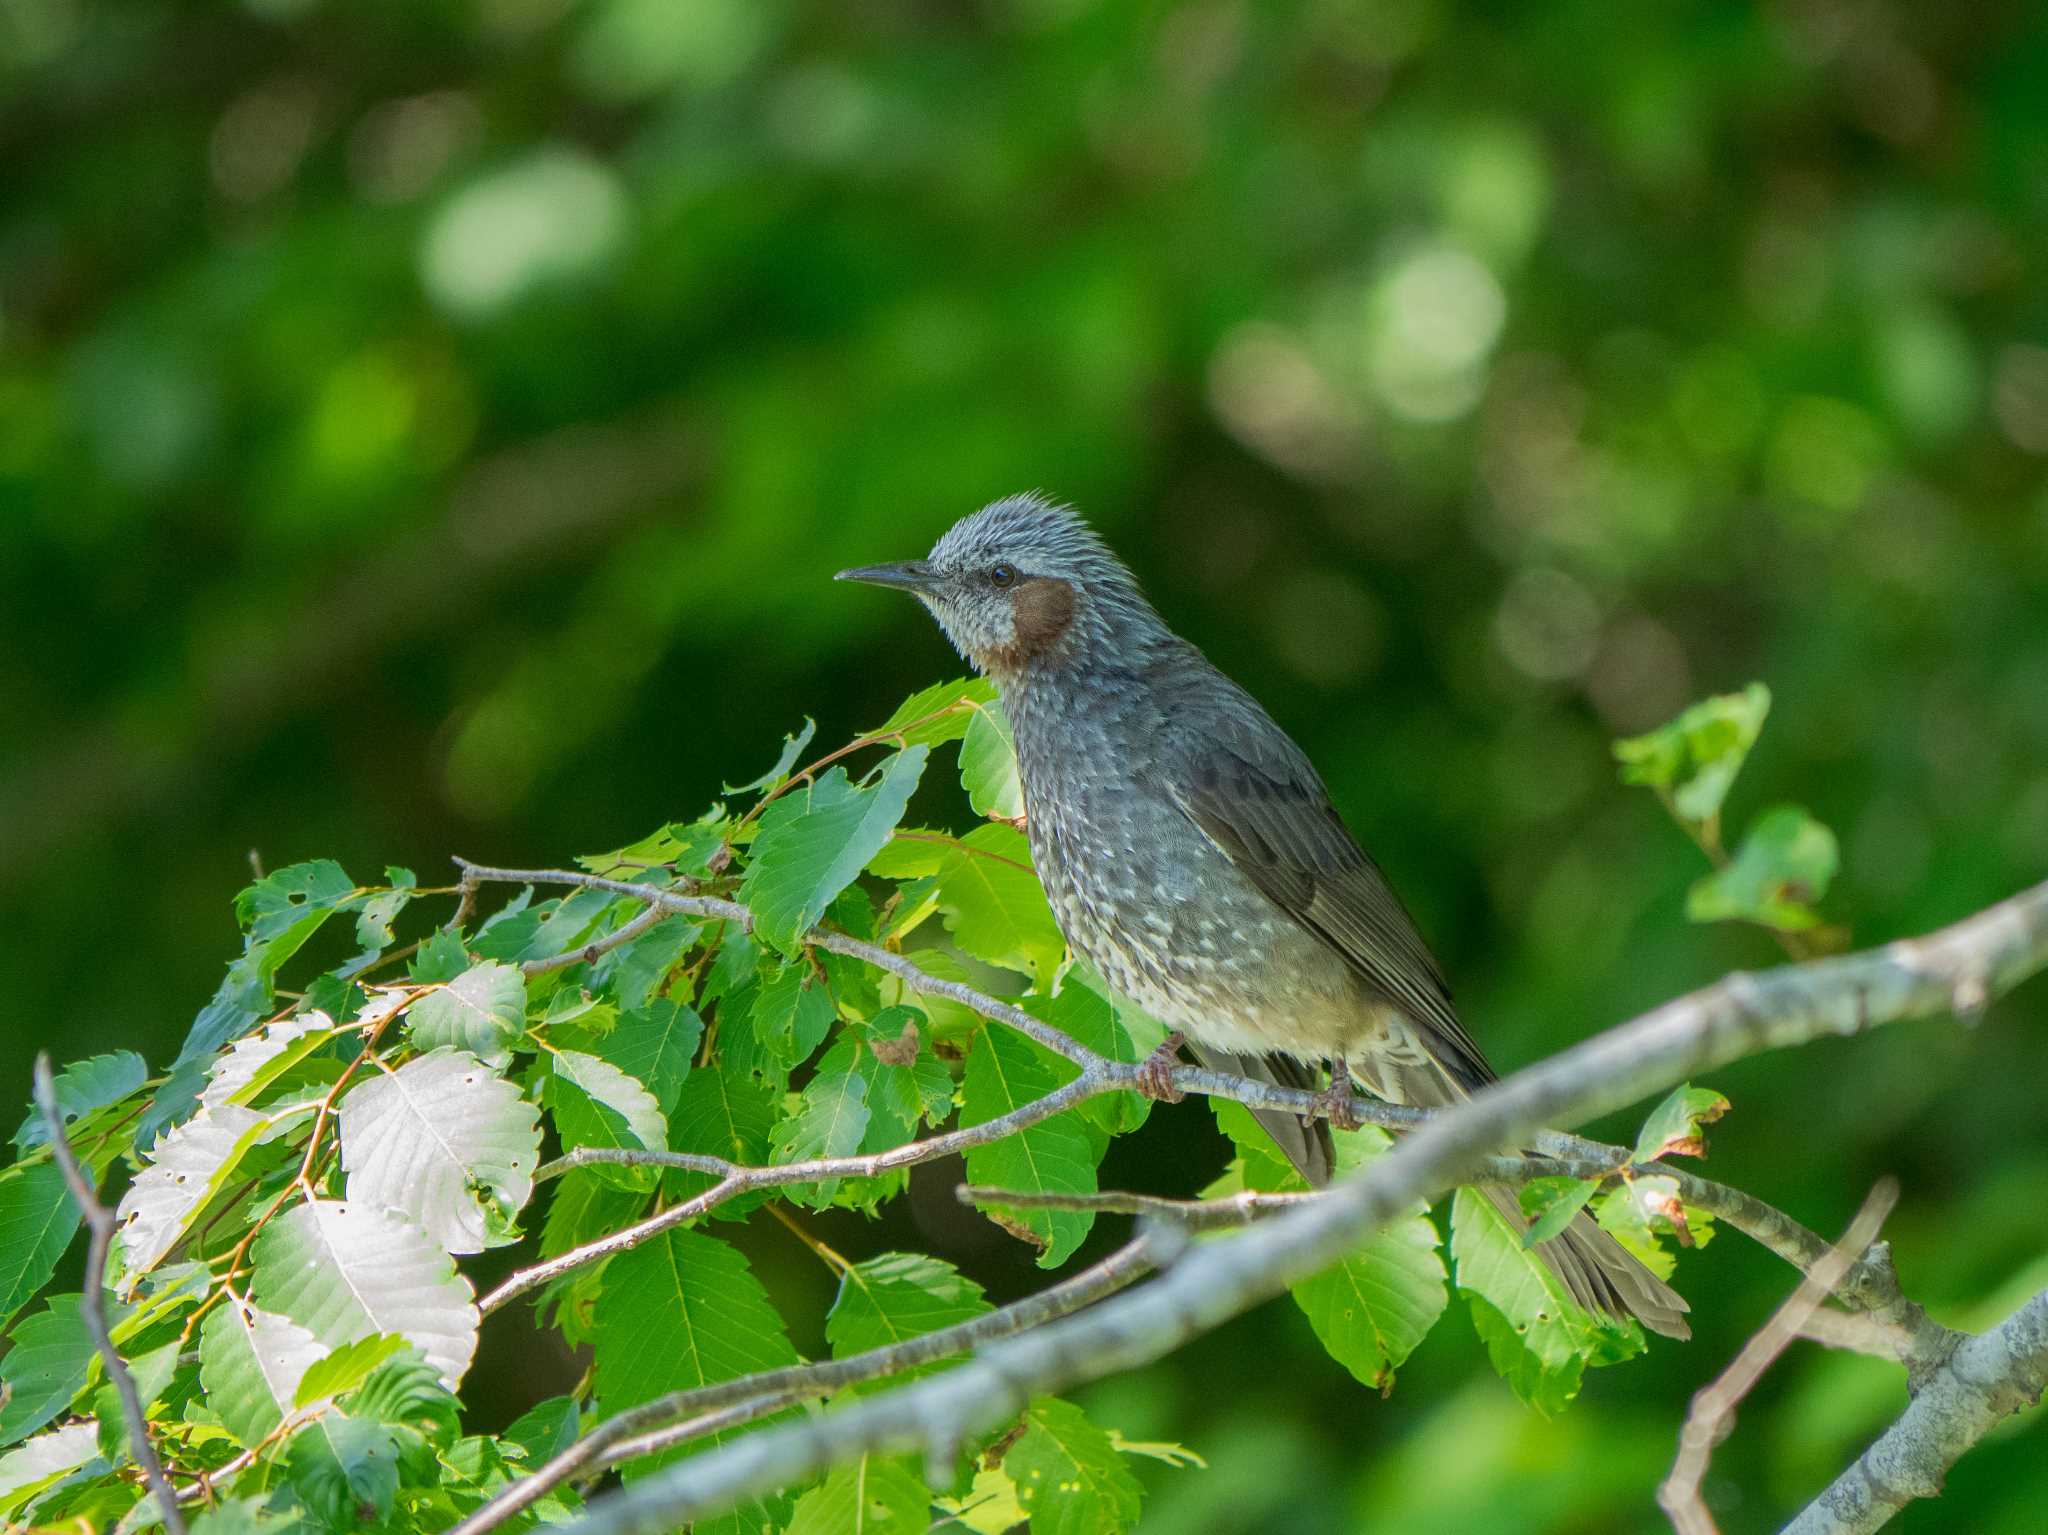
114,1104,273,1287
198,1298,332,1449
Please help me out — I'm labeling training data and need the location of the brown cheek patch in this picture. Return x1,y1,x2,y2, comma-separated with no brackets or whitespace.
1007,576,1077,660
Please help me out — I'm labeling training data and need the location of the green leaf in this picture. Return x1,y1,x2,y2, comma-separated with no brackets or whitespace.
928,824,1063,985
725,717,818,795
1595,1175,1714,1281
1632,1083,1732,1163
1450,1187,1642,1415
1612,682,1770,824
285,1412,401,1526
252,1201,480,1387
579,813,730,878
767,1072,870,1207
1686,805,1838,931
600,1001,703,1116
505,1395,581,1464
1023,987,1148,1140
0,1295,95,1446
186,1497,301,1535
1519,1177,1603,1249
114,1104,279,1286
960,1029,1096,1267
666,1068,776,1203
407,960,527,1067
785,1455,930,1535
1217,1113,1447,1389
409,928,473,984
741,749,931,957
958,699,1022,821
92,1337,180,1463
337,1048,540,1253
200,1013,335,1114
751,962,839,1070
865,676,1000,749
1005,1398,1144,1535
826,1253,991,1362
13,1053,148,1151
198,1298,331,1448
0,1423,100,1516
603,914,703,1012
592,1229,800,1477
0,1163,83,1331
354,868,417,951
547,1050,670,1192
293,1333,410,1408
348,1348,460,1442
237,860,358,943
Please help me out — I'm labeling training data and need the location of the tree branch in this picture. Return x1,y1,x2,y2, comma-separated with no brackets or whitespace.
451,1233,1168,1535
545,877,2048,1535
1782,1285,2048,1535
32,1055,188,1535
1661,1179,1900,1534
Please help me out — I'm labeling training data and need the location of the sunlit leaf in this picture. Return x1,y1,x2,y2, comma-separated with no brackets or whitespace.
929,824,1063,985
200,1013,334,1113
407,961,527,1067
959,699,1023,821
547,1050,669,1192
1686,806,1837,931
826,1253,991,1363
115,1104,276,1286
724,717,817,794
784,1455,930,1535
199,1298,331,1449
1005,1398,1144,1535
1633,1083,1732,1163
864,676,999,749
1613,682,1770,825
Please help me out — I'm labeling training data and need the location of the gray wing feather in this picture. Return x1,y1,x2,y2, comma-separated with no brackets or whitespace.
1169,710,1496,1093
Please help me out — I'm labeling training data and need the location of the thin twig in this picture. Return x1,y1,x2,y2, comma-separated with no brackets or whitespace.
449,1233,1166,1535
958,1184,1319,1230
33,1055,188,1535
1660,1179,1900,1535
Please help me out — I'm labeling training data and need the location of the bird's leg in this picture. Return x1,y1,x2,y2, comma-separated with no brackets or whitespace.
1311,1060,1364,1132
1134,1031,1188,1102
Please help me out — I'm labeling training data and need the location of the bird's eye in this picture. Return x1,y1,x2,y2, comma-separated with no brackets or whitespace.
989,562,1018,589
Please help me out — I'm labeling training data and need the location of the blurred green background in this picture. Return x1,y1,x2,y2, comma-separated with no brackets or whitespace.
5,0,2048,1529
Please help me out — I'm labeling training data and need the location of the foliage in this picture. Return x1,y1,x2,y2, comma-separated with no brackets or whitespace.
0,678,1831,1533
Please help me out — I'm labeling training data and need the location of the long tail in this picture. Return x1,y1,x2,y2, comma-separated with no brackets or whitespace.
1188,1044,1335,1186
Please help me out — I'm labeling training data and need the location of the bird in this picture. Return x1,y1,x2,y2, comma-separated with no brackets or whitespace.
836,492,1689,1340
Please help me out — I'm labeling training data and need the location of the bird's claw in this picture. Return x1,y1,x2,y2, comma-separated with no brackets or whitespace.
1134,1032,1188,1103
1312,1075,1363,1132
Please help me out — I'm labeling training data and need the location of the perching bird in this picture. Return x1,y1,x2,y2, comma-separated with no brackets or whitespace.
837,493,1689,1340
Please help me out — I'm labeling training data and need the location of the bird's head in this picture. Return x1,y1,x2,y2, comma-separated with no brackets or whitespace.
836,493,1156,679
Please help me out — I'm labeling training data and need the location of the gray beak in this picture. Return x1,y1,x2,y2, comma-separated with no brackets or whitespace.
835,560,943,594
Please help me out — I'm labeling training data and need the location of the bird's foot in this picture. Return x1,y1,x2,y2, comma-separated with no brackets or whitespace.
1134,1032,1188,1102
1312,1072,1363,1132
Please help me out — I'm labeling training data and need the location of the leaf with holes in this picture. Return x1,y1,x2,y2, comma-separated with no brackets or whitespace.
407,961,527,1067
338,1048,540,1253
114,1105,276,1287
547,1051,669,1193
1632,1083,1732,1164
785,1455,930,1535
740,749,930,957
200,1013,335,1113
198,1298,331,1448
12,1053,148,1151
960,1029,1096,1267
252,1201,479,1387
236,860,359,943
1005,1398,1144,1535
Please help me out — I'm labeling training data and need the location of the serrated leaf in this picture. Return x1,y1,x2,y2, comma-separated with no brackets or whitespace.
199,1299,331,1448
409,929,472,984
1519,1177,1603,1249
504,1396,580,1464
602,914,703,1012
826,1253,991,1363
285,1413,401,1526
1467,1293,1583,1416
348,1348,459,1442
293,1333,409,1407
1686,805,1838,931
751,962,839,1070
354,869,417,951
960,1029,1096,1267
592,1229,800,1478
767,1072,870,1208
1612,682,1770,824
92,1337,181,1463
785,1455,930,1535
201,1013,335,1113
252,1201,479,1387
1632,1083,1732,1164
1006,1398,1143,1535
740,750,931,957
0,1295,96,1446
547,1051,669,1193
959,699,1023,821
237,861,358,943
666,1068,776,1199
407,962,526,1066
725,718,818,795
929,824,1062,985
13,1053,149,1150
600,1000,703,1115
865,676,999,749
0,1163,82,1331
0,1423,100,1515
1023,987,1147,1140
115,1105,275,1286
186,1496,301,1535
337,1048,540,1253
1451,1188,1642,1414
579,813,730,878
